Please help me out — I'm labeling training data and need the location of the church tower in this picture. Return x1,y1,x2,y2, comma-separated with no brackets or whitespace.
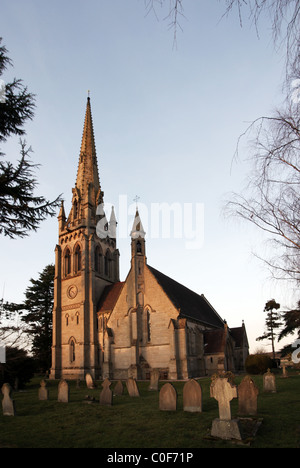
50,97,120,380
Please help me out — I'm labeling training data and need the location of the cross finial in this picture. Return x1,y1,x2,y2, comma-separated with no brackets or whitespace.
133,195,140,208
88,90,90,98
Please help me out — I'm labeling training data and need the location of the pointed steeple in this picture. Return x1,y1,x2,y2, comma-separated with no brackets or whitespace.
131,208,146,240
75,96,102,207
131,208,146,260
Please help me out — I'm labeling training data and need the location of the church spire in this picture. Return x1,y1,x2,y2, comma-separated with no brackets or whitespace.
75,96,103,207
131,208,146,260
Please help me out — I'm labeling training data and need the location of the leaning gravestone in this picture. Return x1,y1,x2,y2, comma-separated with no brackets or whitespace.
1,383,16,416
148,369,159,391
126,378,140,397
38,380,49,401
210,376,242,440
100,378,113,406
85,372,96,389
238,375,259,416
58,379,69,403
183,379,202,413
159,383,177,411
114,380,124,396
263,369,276,393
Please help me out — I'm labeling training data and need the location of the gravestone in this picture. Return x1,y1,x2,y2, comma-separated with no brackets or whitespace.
281,364,288,378
159,383,177,411
126,377,140,397
148,369,159,391
58,379,69,403
183,379,202,412
85,372,96,389
263,369,276,393
114,380,124,396
38,379,49,401
210,376,242,440
238,375,259,416
1,383,16,416
100,378,113,406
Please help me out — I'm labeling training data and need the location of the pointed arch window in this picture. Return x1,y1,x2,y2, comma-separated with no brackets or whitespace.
64,248,71,277
74,244,82,273
95,245,102,274
147,309,151,342
70,339,75,363
73,199,78,219
105,250,111,278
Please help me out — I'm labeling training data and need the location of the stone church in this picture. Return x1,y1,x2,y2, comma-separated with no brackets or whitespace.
50,97,249,381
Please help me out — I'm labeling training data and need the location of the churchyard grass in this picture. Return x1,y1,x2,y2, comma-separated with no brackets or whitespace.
0,373,300,448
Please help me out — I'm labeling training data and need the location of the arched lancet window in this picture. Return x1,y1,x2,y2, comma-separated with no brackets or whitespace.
75,312,80,325
73,199,78,219
137,240,142,253
95,245,102,274
64,248,71,277
70,339,75,363
105,250,111,277
147,309,151,342
74,244,82,273
66,314,69,326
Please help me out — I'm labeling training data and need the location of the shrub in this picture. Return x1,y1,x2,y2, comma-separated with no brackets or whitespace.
245,353,273,374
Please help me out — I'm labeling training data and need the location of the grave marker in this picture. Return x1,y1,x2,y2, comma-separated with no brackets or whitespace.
126,377,140,397
210,376,242,440
1,383,16,416
159,383,177,411
38,380,49,401
183,379,202,413
58,379,69,403
263,369,276,393
114,380,124,396
100,378,113,406
85,372,96,389
238,375,259,416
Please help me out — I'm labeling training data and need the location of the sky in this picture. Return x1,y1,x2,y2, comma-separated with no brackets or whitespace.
0,0,297,354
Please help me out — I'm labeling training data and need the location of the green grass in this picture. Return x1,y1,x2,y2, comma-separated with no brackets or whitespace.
0,372,300,448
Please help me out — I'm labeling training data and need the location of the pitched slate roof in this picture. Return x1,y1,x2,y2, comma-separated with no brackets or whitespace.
97,282,124,314
147,265,225,328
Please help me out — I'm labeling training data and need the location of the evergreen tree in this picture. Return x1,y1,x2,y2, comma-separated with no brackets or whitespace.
4,265,54,372
256,299,282,359
0,37,61,238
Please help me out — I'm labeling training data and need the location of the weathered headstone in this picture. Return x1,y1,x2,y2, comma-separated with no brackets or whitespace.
114,380,124,396
100,378,113,406
281,364,288,378
183,379,202,413
210,376,237,420
238,375,259,416
159,383,177,411
210,376,242,440
58,379,69,403
38,379,49,401
85,372,96,389
263,369,276,393
148,369,159,391
1,383,16,416
126,377,140,397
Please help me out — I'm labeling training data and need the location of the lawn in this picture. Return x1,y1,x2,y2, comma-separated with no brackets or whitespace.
0,372,299,449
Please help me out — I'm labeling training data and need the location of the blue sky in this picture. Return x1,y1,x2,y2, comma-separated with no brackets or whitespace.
0,0,295,353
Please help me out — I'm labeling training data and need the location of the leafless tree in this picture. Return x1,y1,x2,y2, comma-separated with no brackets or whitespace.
223,0,300,91
226,98,300,283
144,0,185,46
